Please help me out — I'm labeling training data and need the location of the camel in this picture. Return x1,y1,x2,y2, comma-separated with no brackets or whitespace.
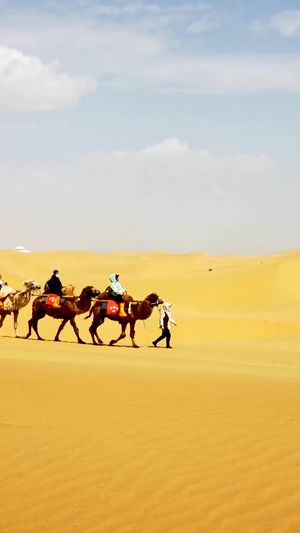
86,291,163,348
25,286,100,344
0,280,41,337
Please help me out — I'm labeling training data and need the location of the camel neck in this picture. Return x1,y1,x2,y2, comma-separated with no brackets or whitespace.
76,294,91,314
136,300,153,319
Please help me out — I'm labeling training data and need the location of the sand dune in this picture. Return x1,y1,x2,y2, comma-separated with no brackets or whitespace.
1,249,300,532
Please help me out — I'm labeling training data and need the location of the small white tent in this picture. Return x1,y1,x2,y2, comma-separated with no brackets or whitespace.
14,246,31,253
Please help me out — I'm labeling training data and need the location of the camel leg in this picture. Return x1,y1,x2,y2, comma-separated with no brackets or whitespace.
89,318,104,345
129,320,139,348
32,312,45,340
26,310,45,340
54,318,69,341
13,310,19,338
26,317,33,339
70,317,85,344
109,321,127,346
0,311,8,330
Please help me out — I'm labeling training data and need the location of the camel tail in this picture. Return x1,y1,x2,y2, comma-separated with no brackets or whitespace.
84,310,93,320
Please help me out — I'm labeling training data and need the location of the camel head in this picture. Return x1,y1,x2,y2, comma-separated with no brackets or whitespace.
81,286,101,299
22,280,41,294
146,293,163,307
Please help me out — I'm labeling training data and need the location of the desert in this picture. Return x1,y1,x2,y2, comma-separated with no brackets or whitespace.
1,248,300,532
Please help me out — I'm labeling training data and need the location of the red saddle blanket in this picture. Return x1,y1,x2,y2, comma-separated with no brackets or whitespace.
45,294,61,307
107,300,120,316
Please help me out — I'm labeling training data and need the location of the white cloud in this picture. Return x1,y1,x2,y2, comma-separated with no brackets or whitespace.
98,3,221,35
142,138,189,155
2,138,276,205
0,18,167,74
1,17,300,95
95,3,163,16
0,46,96,111
1,5,300,102
187,12,219,34
0,138,297,254
93,3,217,21
136,53,300,94
251,10,300,37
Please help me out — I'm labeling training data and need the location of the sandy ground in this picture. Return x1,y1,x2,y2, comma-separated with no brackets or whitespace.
1,249,300,532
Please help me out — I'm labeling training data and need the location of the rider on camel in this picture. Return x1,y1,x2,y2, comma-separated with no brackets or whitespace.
44,269,63,308
109,274,126,300
44,270,63,296
109,273,127,317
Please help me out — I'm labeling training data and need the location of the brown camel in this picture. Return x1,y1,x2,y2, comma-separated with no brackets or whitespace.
26,286,100,343
0,280,41,337
86,292,163,348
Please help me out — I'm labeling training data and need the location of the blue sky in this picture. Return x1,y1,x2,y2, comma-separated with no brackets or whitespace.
1,0,300,255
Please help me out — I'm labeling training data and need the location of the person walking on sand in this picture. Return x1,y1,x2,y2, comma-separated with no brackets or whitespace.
152,302,177,349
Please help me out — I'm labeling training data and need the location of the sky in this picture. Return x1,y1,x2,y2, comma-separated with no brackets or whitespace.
1,0,300,255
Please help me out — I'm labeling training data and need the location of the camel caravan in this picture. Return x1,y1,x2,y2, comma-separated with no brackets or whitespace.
0,272,163,347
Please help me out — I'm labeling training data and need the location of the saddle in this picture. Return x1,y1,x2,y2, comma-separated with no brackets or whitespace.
41,294,64,308
105,300,127,317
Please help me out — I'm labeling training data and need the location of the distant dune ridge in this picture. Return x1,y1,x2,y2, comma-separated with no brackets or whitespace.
1,249,300,532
